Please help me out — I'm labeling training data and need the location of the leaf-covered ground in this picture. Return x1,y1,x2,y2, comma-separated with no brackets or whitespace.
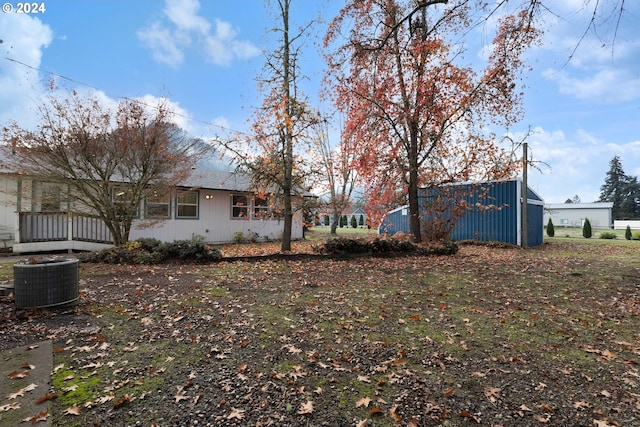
0,236,638,426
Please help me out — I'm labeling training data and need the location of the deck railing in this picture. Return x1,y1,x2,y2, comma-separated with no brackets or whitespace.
18,212,115,244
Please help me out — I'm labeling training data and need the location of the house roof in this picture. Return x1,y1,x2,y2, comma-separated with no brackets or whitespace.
182,169,253,192
545,202,613,210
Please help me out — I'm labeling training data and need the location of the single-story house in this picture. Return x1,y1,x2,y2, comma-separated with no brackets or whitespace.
543,202,613,229
379,178,545,246
0,166,304,254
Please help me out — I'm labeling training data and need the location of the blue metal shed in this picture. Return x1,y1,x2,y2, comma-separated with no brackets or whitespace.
379,179,544,246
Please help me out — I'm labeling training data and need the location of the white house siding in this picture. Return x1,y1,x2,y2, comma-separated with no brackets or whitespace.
544,203,613,229
128,190,303,244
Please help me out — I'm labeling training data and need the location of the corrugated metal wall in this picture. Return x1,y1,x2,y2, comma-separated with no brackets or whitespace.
378,179,544,246
447,180,519,244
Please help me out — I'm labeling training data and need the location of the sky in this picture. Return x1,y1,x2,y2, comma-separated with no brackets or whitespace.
0,0,639,204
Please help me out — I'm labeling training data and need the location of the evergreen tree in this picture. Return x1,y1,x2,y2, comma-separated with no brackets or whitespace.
582,218,592,239
351,215,358,228
359,214,364,227
546,218,555,237
599,156,640,219
625,225,632,240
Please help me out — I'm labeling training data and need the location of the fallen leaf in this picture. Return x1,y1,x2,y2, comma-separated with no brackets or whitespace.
443,387,455,397
459,411,480,423
20,362,35,370
0,402,20,412
7,370,30,379
369,406,383,415
355,397,371,408
64,405,81,416
573,401,590,410
593,419,618,427
298,400,314,415
113,395,130,409
357,375,371,383
484,387,501,403
23,410,48,423
355,420,368,427
61,385,79,393
35,392,57,404
174,389,190,403
389,404,402,421
227,407,245,420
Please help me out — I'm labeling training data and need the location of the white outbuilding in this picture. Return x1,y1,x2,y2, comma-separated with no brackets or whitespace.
544,202,613,229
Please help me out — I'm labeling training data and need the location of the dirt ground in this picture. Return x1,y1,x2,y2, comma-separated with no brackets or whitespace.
0,238,638,426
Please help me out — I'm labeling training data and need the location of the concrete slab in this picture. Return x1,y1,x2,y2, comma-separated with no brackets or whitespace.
0,340,52,426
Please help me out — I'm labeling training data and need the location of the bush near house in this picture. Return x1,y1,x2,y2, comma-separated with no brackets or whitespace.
79,236,222,264
625,225,632,240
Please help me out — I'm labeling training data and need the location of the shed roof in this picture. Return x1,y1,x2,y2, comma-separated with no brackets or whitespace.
546,202,613,210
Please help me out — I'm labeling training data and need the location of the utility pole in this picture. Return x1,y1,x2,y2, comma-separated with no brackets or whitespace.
522,142,528,248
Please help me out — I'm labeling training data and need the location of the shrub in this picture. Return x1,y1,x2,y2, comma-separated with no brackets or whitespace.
632,231,640,241
625,225,632,240
233,231,246,244
359,215,364,227
350,216,358,228
313,237,458,256
582,218,592,238
599,231,617,239
79,236,221,264
546,218,555,237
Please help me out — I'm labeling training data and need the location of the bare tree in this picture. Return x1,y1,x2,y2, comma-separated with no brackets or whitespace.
2,90,209,245
312,118,358,234
224,0,317,251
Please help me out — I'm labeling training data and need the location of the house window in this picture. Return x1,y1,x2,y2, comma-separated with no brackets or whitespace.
176,191,198,219
146,191,171,219
232,194,248,219
112,185,139,218
40,182,62,212
253,195,270,219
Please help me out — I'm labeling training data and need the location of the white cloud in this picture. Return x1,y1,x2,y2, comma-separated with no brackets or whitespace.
136,21,186,68
137,0,259,68
542,67,640,104
513,126,640,203
0,13,52,129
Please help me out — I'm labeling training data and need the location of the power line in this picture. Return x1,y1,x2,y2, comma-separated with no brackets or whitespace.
2,55,246,137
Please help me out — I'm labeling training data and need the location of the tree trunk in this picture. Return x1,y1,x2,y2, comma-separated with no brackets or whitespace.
330,208,339,234
408,122,422,243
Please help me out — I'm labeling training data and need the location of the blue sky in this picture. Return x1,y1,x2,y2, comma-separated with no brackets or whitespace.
1,0,639,203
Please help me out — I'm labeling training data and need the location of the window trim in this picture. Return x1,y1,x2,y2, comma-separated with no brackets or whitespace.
145,191,172,219
175,190,199,219
231,194,249,219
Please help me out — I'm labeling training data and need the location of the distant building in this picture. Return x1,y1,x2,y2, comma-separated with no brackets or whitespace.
544,203,613,229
